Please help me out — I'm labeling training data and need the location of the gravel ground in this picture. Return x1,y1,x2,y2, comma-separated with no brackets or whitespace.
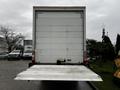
0,60,93,90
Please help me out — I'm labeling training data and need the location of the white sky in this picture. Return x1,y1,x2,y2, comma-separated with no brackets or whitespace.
0,0,120,44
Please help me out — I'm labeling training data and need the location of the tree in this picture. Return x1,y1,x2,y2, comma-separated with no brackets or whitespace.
87,39,102,56
0,26,24,52
86,39,97,58
115,34,120,56
102,36,115,60
86,37,115,61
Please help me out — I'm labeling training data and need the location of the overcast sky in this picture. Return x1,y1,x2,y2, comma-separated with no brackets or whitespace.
0,0,120,44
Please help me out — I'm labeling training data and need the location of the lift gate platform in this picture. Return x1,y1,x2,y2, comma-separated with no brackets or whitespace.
15,65,102,81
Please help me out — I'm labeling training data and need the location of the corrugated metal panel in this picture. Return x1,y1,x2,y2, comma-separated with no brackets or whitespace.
35,12,84,63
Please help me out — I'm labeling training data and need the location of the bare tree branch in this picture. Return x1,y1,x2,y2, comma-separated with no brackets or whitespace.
0,25,24,52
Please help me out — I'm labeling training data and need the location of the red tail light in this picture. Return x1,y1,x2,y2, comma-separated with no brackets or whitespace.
32,50,35,64
83,51,88,65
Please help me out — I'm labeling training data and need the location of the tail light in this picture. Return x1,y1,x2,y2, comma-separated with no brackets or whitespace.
83,51,88,65
32,50,35,64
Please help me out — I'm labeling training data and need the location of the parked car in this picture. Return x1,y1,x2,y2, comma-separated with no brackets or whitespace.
23,50,32,59
8,50,21,60
0,52,9,59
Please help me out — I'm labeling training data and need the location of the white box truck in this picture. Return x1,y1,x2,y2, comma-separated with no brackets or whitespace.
32,6,86,65
15,6,102,81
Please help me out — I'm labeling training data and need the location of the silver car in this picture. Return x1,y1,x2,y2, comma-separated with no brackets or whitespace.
8,50,21,60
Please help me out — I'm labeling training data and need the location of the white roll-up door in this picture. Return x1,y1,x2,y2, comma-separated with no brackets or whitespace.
35,12,84,63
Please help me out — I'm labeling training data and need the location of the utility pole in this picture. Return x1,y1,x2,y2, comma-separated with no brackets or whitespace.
102,28,105,39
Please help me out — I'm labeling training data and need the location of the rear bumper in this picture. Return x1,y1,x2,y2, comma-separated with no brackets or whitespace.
23,56,32,59
28,62,84,67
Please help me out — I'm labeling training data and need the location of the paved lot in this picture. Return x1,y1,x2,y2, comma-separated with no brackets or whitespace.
0,60,93,90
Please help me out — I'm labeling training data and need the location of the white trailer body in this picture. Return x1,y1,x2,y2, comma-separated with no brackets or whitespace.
33,6,86,64
15,6,102,81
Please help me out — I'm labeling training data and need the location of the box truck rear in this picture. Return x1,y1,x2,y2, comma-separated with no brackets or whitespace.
32,6,86,65
15,6,102,81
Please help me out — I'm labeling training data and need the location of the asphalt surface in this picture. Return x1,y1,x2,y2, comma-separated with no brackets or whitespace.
0,60,93,90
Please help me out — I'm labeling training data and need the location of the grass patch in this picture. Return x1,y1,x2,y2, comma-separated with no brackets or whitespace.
90,60,120,90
